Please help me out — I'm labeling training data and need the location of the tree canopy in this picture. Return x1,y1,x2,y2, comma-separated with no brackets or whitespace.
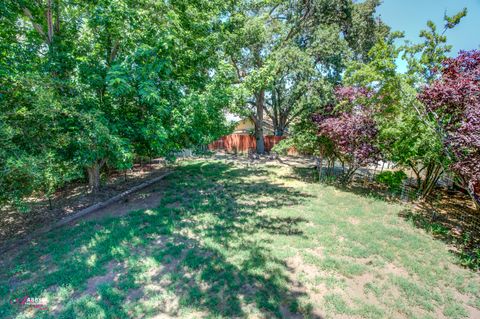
0,0,231,205
0,1,478,212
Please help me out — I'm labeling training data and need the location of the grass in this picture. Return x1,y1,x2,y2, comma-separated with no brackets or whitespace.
0,159,479,318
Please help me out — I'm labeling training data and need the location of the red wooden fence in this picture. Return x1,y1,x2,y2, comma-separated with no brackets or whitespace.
208,134,285,153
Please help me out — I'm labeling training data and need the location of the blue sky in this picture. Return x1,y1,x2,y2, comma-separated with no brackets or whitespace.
376,0,480,71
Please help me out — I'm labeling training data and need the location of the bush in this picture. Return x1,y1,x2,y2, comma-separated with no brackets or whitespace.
375,170,407,193
271,138,295,155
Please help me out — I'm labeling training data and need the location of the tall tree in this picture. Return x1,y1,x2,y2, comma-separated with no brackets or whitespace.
0,0,231,205
224,0,281,153
263,0,390,137
343,39,447,199
420,50,480,210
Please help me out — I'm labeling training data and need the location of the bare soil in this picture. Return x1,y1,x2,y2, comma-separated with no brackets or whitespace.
0,161,169,250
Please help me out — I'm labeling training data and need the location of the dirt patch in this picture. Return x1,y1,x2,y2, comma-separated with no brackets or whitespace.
83,182,168,223
381,263,410,278
347,217,360,225
347,272,377,302
451,289,480,319
84,261,121,296
0,162,169,250
287,253,322,280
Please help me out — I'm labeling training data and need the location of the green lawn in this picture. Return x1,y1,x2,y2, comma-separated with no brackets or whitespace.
1,160,479,318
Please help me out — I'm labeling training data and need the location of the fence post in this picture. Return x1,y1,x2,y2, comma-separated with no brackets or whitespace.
371,164,378,182
400,180,409,202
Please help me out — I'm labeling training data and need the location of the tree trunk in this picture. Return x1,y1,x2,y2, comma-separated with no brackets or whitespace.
418,162,443,200
87,159,106,192
317,156,323,181
255,90,265,154
274,127,284,136
408,163,422,190
273,114,286,136
342,166,357,184
87,164,100,192
466,181,480,212
328,159,334,177
255,124,265,154
270,109,287,136
46,0,54,44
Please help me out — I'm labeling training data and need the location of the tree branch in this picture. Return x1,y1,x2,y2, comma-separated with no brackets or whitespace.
263,103,274,120
22,7,48,42
46,0,54,44
284,104,306,127
284,0,313,43
230,56,245,81
109,39,120,64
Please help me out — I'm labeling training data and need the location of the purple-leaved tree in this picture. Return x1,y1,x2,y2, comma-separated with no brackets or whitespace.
419,50,480,210
314,87,380,183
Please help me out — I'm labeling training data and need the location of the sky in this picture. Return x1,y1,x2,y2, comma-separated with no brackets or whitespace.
376,0,480,71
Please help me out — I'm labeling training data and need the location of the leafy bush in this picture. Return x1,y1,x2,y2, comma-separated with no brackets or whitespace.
375,170,407,193
271,138,295,155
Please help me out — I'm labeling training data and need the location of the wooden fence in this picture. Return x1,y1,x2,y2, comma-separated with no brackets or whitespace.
208,134,286,153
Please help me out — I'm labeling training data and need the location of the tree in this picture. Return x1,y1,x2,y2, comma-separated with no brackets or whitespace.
394,9,468,198
224,0,280,153
419,50,480,210
264,37,345,137
313,87,381,183
0,0,231,205
343,39,448,199
226,0,390,153
403,8,467,83
379,82,446,198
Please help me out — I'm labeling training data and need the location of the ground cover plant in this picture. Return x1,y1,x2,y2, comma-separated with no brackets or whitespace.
1,160,479,318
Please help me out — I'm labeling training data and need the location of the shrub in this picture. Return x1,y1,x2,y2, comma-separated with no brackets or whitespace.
375,170,407,193
271,138,295,155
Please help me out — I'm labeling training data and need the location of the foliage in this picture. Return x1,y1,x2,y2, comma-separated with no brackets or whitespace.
419,50,480,210
341,38,451,198
403,8,467,83
0,0,477,222
0,0,230,204
315,108,380,167
226,0,390,154
271,118,335,157
375,170,407,194
313,87,381,182
271,138,295,156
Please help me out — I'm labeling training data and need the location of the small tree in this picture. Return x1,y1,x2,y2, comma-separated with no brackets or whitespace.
419,50,480,210
344,39,450,199
314,87,381,183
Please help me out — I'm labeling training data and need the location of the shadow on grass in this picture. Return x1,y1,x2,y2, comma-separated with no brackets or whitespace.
290,167,402,203
0,162,322,318
399,201,480,271
289,166,480,271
